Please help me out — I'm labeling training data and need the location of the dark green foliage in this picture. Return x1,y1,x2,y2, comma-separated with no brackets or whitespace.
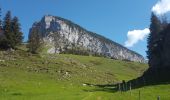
61,47,90,56
0,35,10,49
0,8,6,49
27,28,42,54
0,8,9,49
147,13,165,68
0,8,2,29
2,11,14,48
61,46,103,57
159,24,170,67
0,10,23,49
125,13,170,90
144,13,169,83
11,16,23,46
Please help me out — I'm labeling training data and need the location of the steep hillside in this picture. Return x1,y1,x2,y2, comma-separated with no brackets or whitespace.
29,15,145,63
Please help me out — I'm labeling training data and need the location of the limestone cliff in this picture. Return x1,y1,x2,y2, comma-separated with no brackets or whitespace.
29,15,145,63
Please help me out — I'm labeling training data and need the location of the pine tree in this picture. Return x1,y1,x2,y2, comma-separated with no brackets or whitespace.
161,15,168,30
0,7,7,49
11,16,23,46
27,28,42,54
3,11,14,48
0,8,2,29
147,13,164,68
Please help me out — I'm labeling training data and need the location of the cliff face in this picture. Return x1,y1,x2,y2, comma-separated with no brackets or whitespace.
29,15,145,63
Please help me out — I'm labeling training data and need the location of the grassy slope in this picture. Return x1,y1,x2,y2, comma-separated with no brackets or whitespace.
0,49,169,100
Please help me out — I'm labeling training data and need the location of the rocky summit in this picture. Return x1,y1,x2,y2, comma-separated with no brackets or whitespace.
29,15,145,63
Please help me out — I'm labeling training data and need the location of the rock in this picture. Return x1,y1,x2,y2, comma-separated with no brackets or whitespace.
65,71,69,76
0,60,5,62
82,83,87,86
29,15,145,63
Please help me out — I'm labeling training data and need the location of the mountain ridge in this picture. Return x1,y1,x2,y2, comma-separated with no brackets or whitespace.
29,15,145,63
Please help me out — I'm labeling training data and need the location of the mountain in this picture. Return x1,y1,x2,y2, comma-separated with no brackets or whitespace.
29,15,145,63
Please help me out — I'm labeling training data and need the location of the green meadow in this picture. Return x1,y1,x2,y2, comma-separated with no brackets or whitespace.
0,49,169,100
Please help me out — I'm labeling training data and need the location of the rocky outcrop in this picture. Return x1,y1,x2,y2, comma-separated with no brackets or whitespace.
29,15,145,63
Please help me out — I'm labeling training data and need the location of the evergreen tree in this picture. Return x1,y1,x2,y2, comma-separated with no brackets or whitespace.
27,28,42,54
11,16,23,46
0,8,2,29
0,7,6,49
161,15,168,30
3,11,14,48
160,24,170,67
147,13,164,68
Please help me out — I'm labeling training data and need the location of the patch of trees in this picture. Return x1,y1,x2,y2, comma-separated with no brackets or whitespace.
61,42,104,57
139,13,170,85
61,46,90,56
27,27,42,54
144,13,170,83
118,13,170,91
61,43,104,57
147,13,168,68
0,8,23,49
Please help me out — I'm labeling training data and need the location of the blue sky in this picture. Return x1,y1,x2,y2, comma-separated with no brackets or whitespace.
0,0,160,57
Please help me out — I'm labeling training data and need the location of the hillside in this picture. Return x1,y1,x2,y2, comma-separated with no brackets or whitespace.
0,49,170,100
0,47,150,100
29,15,145,63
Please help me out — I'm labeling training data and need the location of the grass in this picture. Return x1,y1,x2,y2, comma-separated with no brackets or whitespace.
0,48,169,100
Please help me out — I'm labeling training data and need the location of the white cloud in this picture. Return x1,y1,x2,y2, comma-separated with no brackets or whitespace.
125,28,150,47
152,0,170,15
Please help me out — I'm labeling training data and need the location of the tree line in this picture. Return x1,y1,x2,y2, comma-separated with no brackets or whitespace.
27,26,42,54
0,8,23,50
145,12,170,83
0,7,40,54
118,13,170,91
147,13,169,68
